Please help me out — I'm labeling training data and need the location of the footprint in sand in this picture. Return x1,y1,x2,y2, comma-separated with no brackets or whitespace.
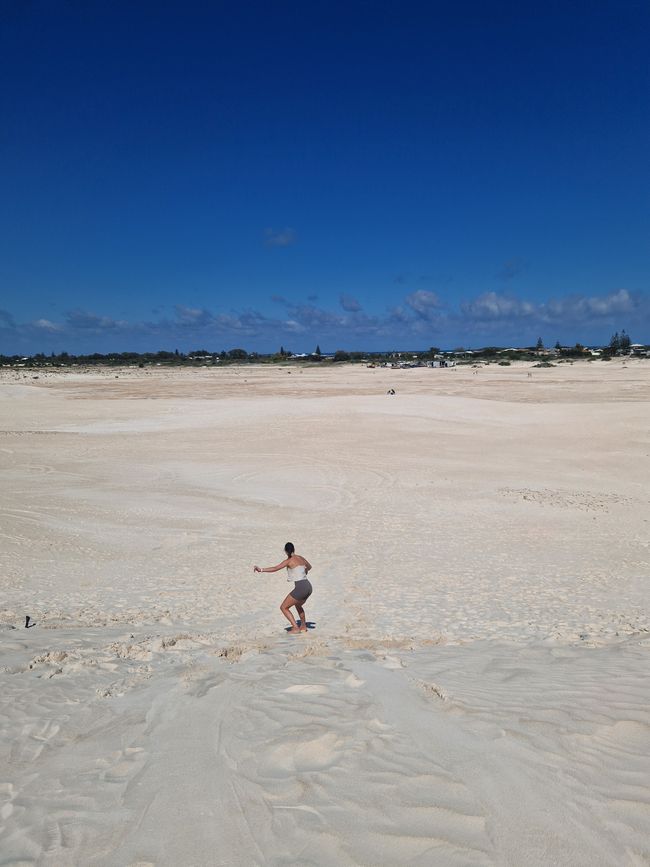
11,720,60,762
380,654,405,670
282,683,328,695
100,746,146,783
0,782,16,823
262,731,344,775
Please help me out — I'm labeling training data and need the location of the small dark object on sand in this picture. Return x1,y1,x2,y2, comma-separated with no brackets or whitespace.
25,615,31,628
387,388,396,395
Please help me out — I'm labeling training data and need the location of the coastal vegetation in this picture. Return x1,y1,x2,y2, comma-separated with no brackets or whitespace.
1,332,645,369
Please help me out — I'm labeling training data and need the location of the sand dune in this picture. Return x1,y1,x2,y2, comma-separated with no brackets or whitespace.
1,360,649,865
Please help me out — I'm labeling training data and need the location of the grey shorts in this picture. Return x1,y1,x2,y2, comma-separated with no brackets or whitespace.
291,579,313,602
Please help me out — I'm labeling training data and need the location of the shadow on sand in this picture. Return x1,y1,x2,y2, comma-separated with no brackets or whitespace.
284,620,316,632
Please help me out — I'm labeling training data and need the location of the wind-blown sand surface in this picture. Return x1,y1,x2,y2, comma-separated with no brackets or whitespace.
1,359,649,865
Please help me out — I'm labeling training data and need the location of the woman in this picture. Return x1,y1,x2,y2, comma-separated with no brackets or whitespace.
254,542,312,634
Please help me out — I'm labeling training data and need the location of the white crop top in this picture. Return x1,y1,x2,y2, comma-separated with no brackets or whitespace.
287,564,307,583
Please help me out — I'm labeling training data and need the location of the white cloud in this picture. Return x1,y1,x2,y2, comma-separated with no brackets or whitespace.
3,287,647,354
174,305,212,326
32,318,62,331
545,289,635,320
405,290,441,318
339,294,361,312
594,289,634,314
263,227,297,247
66,310,124,330
461,292,536,320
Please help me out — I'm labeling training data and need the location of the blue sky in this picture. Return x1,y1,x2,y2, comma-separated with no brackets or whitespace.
1,0,648,353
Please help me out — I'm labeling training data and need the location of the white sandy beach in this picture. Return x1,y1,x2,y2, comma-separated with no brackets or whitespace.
1,359,649,866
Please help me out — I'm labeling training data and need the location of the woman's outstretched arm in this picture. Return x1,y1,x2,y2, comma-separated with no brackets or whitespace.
253,558,290,573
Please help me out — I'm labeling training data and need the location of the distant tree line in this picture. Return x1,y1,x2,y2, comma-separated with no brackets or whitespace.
0,330,643,368
605,330,631,355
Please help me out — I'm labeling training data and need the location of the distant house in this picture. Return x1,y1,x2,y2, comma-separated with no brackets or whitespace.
428,359,455,368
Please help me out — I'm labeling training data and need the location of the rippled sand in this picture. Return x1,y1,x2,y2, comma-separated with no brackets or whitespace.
1,360,649,865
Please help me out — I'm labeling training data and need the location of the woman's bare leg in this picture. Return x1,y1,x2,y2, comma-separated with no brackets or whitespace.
295,602,307,631
280,594,301,633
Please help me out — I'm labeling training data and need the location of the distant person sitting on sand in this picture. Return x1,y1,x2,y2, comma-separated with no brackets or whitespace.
254,542,312,634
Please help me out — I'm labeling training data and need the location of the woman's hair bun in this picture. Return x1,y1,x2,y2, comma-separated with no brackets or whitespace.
284,542,295,556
